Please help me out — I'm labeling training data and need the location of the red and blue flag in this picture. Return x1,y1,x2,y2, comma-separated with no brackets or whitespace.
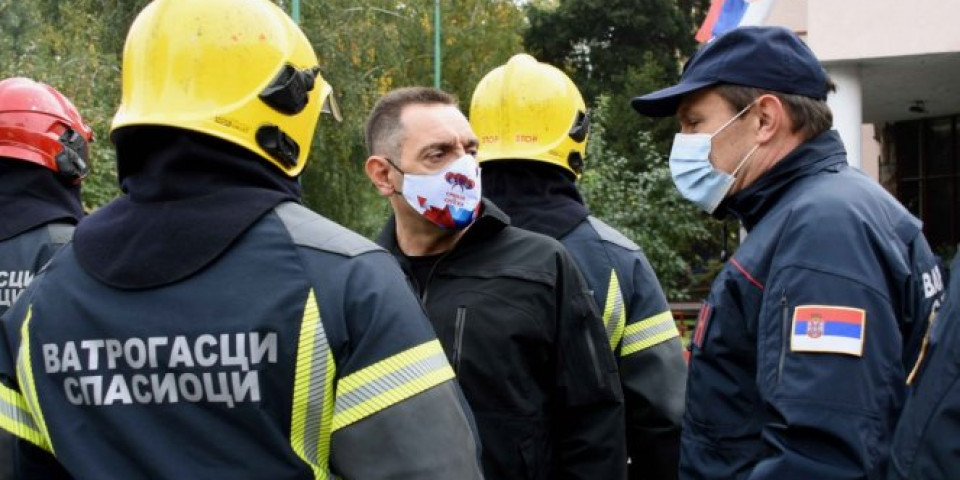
790,305,866,357
696,0,779,43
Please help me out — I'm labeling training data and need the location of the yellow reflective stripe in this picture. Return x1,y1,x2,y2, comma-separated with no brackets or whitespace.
621,310,680,357
14,307,52,453
332,340,454,432
602,270,627,351
290,290,335,480
0,383,46,449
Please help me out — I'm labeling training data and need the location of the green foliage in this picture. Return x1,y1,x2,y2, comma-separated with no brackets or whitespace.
2,0,727,300
524,0,709,166
286,0,528,236
524,0,725,299
0,0,151,209
579,97,718,299
601,55,679,170
1,0,525,238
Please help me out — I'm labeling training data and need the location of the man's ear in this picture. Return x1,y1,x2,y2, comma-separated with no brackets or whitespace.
365,156,395,197
754,94,785,144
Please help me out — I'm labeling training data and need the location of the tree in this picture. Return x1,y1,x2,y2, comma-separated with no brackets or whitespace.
1,0,526,238
0,0,151,209
524,0,709,165
578,96,719,299
523,0,728,300
292,0,527,235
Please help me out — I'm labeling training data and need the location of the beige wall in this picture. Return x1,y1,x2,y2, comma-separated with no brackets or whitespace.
763,0,948,180
806,0,960,61
861,125,879,179
766,0,807,35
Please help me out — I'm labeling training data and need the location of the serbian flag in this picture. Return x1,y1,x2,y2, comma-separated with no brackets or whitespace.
790,305,867,357
696,0,779,43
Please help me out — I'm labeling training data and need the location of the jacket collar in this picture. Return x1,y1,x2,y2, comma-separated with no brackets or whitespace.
73,128,300,289
720,129,848,230
376,198,510,257
0,160,83,241
481,161,589,239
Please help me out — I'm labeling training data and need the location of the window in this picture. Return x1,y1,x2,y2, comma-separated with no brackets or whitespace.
889,115,959,259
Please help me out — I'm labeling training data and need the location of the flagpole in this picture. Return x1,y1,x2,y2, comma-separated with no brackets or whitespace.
434,0,441,88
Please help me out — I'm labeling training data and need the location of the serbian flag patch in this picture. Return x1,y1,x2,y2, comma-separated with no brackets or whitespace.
790,305,866,357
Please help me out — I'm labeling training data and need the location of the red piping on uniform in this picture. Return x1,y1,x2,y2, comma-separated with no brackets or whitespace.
730,257,764,291
693,304,711,348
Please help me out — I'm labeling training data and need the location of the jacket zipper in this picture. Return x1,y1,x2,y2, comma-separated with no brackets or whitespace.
777,290,789,385
420,249,455,304
452,306,467,374
584,329,606,389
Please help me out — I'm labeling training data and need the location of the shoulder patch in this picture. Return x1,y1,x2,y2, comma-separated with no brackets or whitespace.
587,216,640,251
273,202,382,257
790,305,865,357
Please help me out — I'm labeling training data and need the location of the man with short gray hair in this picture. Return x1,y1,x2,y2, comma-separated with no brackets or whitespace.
364,86,627,480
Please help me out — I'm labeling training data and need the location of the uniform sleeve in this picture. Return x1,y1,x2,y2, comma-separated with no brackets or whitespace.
748,265,902,479
616,255,686,480
322,252,483,480
900,234,945,370
887,256,960,480
1,283,70,479
556,250,627,480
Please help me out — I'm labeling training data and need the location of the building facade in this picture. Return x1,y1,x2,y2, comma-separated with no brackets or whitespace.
765,0,960,258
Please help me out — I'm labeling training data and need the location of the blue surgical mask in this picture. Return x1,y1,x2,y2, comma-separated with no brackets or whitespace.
668,103,759,214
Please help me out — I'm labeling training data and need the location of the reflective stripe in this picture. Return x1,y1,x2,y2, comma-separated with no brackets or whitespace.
602,270,627,351
0,383,46,448
332,340,454,432
14,307,53,452
290,289,336,480
621,311,679,357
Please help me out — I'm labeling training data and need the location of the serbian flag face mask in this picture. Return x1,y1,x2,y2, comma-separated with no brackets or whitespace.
397,154,482,230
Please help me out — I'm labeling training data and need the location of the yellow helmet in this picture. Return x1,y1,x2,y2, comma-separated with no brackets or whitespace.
470,54,590,176
111,0,341,176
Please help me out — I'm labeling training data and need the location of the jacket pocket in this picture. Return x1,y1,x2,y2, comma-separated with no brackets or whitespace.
583,325,605,389
452,306,467,374
777,290,789,385
572,290,614,393
519,434,545,480
475,413,551,480
692,302,715,351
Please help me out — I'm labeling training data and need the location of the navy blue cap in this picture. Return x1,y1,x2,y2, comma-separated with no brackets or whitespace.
631,26,830,117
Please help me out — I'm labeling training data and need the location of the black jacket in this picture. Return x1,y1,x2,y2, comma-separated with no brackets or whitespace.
378,199,627,480
560,218,686,480
484,161,686,480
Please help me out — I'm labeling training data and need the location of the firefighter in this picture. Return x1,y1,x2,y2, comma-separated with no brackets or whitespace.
0,77,92,480
471,54,686,480
0,1,483,478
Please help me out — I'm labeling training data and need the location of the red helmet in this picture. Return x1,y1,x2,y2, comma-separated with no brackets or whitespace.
0,77,93,183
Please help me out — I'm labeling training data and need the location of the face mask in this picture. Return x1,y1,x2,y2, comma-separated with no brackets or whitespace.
389,154,482,230
668,102,759,214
